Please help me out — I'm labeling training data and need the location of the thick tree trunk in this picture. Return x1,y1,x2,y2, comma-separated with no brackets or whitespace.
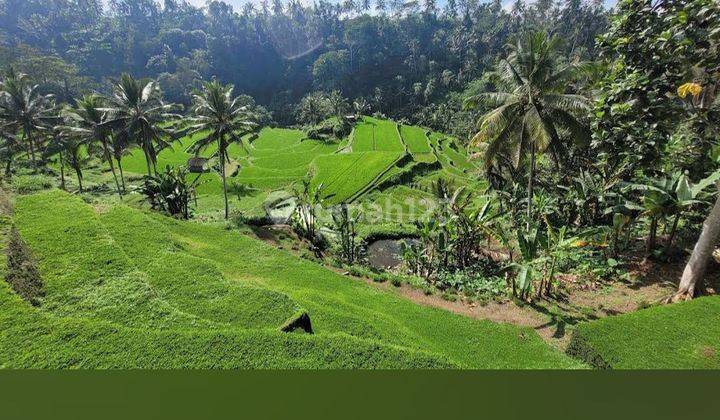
669,182,720,302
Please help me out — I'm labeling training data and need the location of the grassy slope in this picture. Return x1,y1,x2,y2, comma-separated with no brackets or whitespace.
0,190,582,368
0,191,454,368
567,297,720,369
369,117,405,152
352,122,375,151
142,209,582,369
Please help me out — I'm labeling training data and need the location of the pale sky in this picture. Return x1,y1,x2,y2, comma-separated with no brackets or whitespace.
133,0,617,12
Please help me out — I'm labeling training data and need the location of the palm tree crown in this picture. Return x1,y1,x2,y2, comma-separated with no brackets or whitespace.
60,94,124,196
0,68,56,165
466,31,591,227
468,31,590,168
103,73,180,176
187,80,259,219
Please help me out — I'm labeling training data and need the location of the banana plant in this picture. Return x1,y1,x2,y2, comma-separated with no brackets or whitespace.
628,170,720,256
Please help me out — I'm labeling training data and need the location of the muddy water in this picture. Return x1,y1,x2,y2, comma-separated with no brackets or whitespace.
366,239,412,269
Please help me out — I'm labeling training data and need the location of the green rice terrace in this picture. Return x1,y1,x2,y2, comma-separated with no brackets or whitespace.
2,115,718,369
2,1,720,370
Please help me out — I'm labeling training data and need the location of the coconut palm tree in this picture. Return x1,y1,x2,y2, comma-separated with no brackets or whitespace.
60,94,123,197
186,80,260,219
0,68,56,167
465,31,590,229
45,127,88,193
0,128,20,178
102,73,180,176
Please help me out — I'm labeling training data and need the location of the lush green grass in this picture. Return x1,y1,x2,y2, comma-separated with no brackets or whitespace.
368,117,405,152
311,152,404,204
365,186,437,223
400,125,432,154
352,122,376,152
0,191,455,368
566,297,720,369
97,205,303,328
352,117,404,152
148,205,582,368
4,189,581,368
14,191,299,330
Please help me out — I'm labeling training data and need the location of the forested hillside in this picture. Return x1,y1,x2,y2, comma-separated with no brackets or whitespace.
0,0,608,134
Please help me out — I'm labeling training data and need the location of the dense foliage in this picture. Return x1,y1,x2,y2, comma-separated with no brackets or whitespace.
0,0,609,134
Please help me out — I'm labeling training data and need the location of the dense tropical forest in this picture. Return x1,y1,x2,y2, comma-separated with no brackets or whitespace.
0,0,719,369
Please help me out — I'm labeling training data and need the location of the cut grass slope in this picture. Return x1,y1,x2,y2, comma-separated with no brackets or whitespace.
3,190,582,368
566,297,720,369
147,211,582,369
97,205,303,329
0,191,455,368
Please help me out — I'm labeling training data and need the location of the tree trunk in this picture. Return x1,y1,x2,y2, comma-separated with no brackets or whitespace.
664,213,682,257
669,182,720,302
5,156,12,178
59,152,66,190
646,217,658,256
116,157,126,192
26,129,37,166
145,149,153,177
220,145,229,220
75,167,83,193
526,142,536,232
101,140,122,199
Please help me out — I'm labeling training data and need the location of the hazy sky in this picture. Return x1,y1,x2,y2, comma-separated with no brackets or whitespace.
164,0,617,12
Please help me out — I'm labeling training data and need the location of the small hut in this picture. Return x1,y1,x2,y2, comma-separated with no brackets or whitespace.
187,157,209,173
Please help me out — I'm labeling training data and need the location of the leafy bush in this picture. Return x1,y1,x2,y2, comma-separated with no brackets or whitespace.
140,165,195,219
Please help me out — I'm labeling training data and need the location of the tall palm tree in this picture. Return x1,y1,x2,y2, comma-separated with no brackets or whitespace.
46,127,88,193
103,73,180,176
187,80,260,219
0,68,55,167
60,94,123,197
466,31,590,229
0,128,20,177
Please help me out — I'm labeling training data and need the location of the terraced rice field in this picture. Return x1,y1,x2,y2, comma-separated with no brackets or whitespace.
114,119,480,225
352,117,405,152
399,125,432,154
0,190,581,369
310,152,404,204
